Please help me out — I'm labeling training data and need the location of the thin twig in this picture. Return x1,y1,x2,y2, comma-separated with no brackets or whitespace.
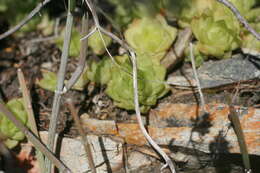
0,101,71,173
66,99,96,173
64,13,89,92
83,0,127,68
17,69,45,173
189,43,206,112
46,0,74,172
82,0,138,82
129,52,177,173
216,0,260,41
0,0,52,40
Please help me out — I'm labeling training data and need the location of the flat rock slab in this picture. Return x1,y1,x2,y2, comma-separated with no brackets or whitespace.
167,55,260,88
81,104,260,155
40,132,123,173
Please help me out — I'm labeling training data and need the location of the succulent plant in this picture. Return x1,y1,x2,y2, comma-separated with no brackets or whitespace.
87,57,113,85
36,70,57,92
107,0,159,26
88,29,112,55
169,0,255,28
124,15,177,63
105,54,168,112
56,27,81,57
0,98,28,148
191,11,241,57
72,67,89,91
241,23,260,56
184,43,208,67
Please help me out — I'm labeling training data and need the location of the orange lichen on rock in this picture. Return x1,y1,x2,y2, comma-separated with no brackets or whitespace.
117,123,147,145
81,104,260,155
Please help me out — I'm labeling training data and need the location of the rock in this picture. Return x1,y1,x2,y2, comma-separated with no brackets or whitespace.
128,151,152,170
40,132,123,173
167,54,260,88
81,104,260,156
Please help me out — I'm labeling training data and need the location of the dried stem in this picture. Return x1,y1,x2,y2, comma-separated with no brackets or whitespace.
64,13,89,92
0,0,52,40
0,101,71,173
17,69,45,173
46,0,74,172
66,99,96,173
189,43,206,112
216,0,260,41
229,89,251,173
83,0,128,67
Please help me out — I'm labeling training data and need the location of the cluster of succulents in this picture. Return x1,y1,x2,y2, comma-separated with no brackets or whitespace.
38,0,259,112
0,99,28,148
83,15,176,112
106,0,259,65
165,0,258,65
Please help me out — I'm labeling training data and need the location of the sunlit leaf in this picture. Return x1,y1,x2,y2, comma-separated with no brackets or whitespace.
125,15,177,63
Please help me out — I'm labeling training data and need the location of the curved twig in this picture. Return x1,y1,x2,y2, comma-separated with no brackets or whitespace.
130,51,177,173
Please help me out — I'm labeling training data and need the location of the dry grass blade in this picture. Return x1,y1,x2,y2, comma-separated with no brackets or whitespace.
189,43,206,112
17,69,45,173
66,99,96,173
64,13,89,92
229,89,251,173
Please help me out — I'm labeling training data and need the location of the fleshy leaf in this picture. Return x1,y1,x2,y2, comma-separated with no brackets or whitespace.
185,43,208,67
87,57,113,85
0,98,28,148
105,54,168,113
106,0,160,26
241,23,260,56
171,0,254,28
191,12,240,57
56,27,81,57
88,29,112,55
245,8,260,22
124,15,177,63
36,70,57,92
72,67,89,91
